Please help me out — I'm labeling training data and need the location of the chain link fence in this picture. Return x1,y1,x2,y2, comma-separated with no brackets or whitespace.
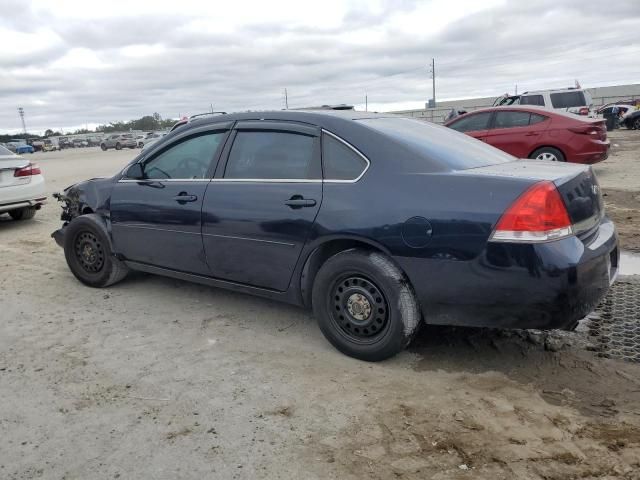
585,276,640,363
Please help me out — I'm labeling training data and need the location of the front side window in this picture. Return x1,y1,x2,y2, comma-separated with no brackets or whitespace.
520,95,545,106
224,131,316,180
322,134,368,181
493,111,533,129
550,91,586,109
143,131,225,179
448,112,492,132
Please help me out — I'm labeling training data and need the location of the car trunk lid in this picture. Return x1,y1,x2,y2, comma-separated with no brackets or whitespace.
460,160,603,237
0,154,31,188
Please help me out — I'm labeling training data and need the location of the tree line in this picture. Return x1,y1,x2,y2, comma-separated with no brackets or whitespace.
0,113,177,143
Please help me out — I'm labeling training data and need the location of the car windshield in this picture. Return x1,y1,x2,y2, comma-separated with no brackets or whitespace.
358,117,514,170
0,145,14,155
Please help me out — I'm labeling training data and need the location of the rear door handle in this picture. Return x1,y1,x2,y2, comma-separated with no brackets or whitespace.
285,196,317,208
173,192,198,203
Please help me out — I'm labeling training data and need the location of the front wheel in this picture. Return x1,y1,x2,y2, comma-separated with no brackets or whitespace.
100,144,107,151
634,118,640,130
63,215,129,288
9,207,37,220
312,249,421,361
115,143,122,150
530,146,565,162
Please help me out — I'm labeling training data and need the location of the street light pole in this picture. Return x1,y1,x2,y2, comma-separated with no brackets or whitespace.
18,107,27,135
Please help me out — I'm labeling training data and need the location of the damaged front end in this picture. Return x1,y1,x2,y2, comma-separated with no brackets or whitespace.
52,190,82,224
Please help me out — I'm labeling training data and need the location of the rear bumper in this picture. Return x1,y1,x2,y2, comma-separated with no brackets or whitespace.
568,139,609,164
397,217,618,330
0,176,47,213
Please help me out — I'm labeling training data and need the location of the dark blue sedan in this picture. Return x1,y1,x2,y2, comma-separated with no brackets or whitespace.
52,110,618,361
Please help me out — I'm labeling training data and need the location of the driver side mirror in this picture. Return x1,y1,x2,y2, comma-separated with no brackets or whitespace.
125,163,144,180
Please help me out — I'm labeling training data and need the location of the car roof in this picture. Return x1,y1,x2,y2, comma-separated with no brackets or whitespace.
444,105,598,124
177,109,396,132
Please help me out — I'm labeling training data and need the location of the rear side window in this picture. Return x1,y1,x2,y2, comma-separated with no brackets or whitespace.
493,111,531,128
529,113,548,125
550,91,586,109
322,133,368,181
520,95,544,106
448,112,492,132
225,131,316,180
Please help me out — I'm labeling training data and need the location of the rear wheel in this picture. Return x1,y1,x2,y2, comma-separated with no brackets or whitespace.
312,249,421,361
634,118,640,130
115,142,122,150
63,216,128,287
530,147,565,162
9,207,37,220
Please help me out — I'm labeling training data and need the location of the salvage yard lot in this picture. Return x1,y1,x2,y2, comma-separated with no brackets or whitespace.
1,131,639,479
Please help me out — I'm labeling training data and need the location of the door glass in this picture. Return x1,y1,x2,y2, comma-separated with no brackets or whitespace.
322,134,368,180
529,113,548,125
143,132,225,179
520,95,544,106
224,131,316,180
448,112,492,132
493,111,532,128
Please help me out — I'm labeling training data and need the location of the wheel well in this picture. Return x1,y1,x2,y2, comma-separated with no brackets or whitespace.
300,239,389,308
529,145,566,160
81,206,94,215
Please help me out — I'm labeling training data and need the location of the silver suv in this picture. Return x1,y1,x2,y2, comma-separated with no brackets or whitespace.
100,134,137,151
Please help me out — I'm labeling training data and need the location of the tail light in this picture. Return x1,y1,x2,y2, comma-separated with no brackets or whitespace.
14,163,41,177
490,181,573,243
569,122,606,140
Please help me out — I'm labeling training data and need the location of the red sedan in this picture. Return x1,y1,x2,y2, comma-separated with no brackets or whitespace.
444,106,609,163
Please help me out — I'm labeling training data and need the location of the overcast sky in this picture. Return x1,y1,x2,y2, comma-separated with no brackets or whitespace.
1,0,639,134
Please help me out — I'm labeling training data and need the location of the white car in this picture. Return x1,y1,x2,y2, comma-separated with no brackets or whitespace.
138,132,166,148
0,145,46,220
495,87,594,116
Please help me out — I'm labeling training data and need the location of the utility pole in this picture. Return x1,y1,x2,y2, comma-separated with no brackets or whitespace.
365,94,368,112
17,107,27,135
284,88,289,109
210,103,214,113
515,84,518,95
429,58,436,108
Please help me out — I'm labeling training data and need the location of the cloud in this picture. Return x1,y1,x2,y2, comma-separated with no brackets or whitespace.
0,0,639,133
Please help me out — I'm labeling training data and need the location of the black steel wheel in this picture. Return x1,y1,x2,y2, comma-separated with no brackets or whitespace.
74,231,105,273
312,249,421,361
329,275,390,345
63,214,129,288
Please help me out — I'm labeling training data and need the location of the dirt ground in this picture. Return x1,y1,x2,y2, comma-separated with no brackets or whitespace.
1,136,639,480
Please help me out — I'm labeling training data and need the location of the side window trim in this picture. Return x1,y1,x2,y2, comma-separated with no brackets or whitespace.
321,129,371,183
213,123,322,183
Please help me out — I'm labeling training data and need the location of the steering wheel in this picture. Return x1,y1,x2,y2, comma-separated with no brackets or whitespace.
176,157,207,179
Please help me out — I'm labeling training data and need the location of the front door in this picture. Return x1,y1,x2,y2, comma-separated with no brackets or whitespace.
202,121,322,291
110,127,229,274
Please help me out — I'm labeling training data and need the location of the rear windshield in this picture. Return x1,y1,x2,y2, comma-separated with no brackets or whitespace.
0,145,13,156
358,117,514,170
550,91,587,109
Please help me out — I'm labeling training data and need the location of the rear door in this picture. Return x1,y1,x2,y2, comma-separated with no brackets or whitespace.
447,111,493,140
483,110,550,158
110,125,230,274
202,121,322,291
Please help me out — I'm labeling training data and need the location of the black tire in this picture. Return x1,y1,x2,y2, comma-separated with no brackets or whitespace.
529,146,565,162
63,215,129,288
312,249,421,361
100,144,107,151
115,142,122,150
9,207,37,220
633,118,640,130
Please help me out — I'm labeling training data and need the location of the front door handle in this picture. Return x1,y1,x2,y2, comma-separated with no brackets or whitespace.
285,195,317,209
173,192,198,203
